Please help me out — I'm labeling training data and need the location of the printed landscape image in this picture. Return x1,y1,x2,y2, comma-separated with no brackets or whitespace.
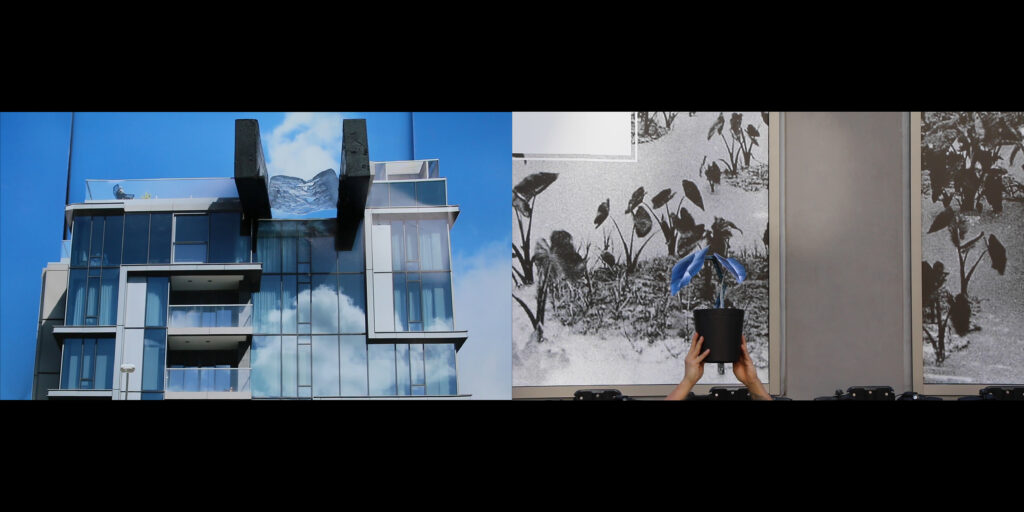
512,112,770,386
921,112,1024,384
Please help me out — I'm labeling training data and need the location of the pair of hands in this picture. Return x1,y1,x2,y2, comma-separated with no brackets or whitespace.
683,332,759,388
665,332,770,400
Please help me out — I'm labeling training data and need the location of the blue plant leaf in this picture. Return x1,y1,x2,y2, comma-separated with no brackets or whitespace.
713,253,747,284
670,246,709,296
670,253,695,296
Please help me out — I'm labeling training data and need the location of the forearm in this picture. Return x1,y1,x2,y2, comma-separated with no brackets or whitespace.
666,378,697,400
745,378,772,401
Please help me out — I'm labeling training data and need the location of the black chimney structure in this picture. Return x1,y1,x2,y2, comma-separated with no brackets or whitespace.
336,118,372,251
233,119,272,220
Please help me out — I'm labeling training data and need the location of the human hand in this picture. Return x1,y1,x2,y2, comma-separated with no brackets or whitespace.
733,335,771,400
732,335,758,386
683,332,711,385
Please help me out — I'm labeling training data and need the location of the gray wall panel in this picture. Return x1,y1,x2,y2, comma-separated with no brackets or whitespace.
783,112,908,399
124,276,147,328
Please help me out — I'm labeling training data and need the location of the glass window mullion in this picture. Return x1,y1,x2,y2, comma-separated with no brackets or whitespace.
77,339,85,389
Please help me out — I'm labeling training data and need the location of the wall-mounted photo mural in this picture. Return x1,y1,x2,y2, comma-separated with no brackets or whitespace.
512,112,770,387
920,112,1024,384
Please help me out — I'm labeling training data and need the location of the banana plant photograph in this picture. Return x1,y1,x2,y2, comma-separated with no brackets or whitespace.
512,112,771,387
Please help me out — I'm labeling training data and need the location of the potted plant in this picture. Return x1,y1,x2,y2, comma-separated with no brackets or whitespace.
670,246,747,363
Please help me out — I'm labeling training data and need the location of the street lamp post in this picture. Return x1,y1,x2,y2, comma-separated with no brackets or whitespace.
120,364,136,400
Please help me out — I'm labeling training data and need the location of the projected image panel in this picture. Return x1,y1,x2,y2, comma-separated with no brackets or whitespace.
919,112,1024,385
512,112,771,387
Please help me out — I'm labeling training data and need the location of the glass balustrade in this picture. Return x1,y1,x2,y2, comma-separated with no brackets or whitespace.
61,240,72,263
86,178,238,201
366,179,447,208
167,304,252,328
165,367,251,393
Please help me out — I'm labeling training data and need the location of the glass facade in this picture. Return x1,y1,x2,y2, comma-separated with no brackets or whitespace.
254,220,365,336
68,211,249,326
60,338,115,390
250,219,457,397
252,220,369,398
67,215,121,325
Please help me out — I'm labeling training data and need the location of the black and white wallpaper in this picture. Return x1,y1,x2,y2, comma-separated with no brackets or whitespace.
512,112,770,386
921,112,1024,384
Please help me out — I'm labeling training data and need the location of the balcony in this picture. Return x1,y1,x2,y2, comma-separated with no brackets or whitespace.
165,368,251,399
366,179,447,208
371,160,439,181
168,304,252,329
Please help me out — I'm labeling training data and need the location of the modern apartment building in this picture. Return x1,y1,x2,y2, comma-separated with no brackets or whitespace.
31,119,468,399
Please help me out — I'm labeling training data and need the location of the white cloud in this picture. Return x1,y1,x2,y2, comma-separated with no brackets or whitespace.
264,112,344,181
452,239,512,399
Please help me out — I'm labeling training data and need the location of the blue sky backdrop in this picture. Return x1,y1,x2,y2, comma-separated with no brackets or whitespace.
0,112,511,399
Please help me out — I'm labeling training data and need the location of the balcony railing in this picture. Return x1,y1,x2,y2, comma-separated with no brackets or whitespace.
168,304,252,328
61,240,71,263
85,178,238,201
165,367,251,393
366,178,447,208
370,160,439,181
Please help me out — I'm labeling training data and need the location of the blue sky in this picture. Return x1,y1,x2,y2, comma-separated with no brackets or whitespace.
0,112,511,399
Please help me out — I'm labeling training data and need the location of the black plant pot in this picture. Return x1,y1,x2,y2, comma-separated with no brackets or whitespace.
693,308,744,363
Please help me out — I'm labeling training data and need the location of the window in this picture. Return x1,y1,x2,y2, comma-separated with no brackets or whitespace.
425,343,457,395
174,214,208,263
209,212,250,263
145,277,168,327
60,338,115,390
123,213,149,264
311,335,339,395
149,214,171,264
377,217,454,332
366,342,456,396
171,212,250,264
142,329,166,391
67,215,121,326
340,335,368,396
368,344,397,395
252,335,282,398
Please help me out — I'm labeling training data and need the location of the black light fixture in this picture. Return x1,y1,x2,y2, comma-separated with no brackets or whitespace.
959,386,1024,400
573,389,629,401
897,391,943,401
814,386,895,401
706,387,752,400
